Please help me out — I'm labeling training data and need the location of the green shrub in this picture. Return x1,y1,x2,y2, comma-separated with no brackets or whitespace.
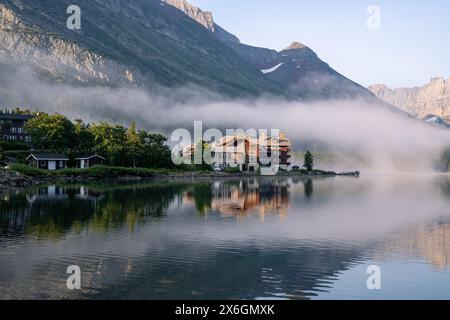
313,169,337,176
177,164,216,173
3,150,30,164
58,165,162,177
8,163,220,178
0,141,31,151
224,166,241,174
8,164,163,178
9,163,50,177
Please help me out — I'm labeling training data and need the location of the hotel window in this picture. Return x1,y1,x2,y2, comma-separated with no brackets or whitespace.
11,127,16,133
18,127,23,133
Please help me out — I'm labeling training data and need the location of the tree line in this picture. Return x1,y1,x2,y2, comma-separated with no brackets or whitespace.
25,113,173,169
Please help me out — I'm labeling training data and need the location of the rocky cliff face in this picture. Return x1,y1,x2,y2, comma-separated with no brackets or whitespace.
0,0,382,101
163,0,240,43
164,0,214,31
0,3,139,86
369,77,450,121
0,0,282,97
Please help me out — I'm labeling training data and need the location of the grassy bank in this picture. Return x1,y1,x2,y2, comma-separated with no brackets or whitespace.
7,164,359,180
8,164,178,178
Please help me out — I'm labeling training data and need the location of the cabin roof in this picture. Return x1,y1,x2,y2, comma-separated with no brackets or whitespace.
75,154,105,160
26,153,69,161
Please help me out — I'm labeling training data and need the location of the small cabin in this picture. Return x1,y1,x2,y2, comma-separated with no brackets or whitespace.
75,154,105,169
27,153,69,170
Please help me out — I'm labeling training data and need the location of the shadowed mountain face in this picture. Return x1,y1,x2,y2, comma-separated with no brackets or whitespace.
227,41,375,100
164,0,376,100
0,0,285,97
0,0,377,101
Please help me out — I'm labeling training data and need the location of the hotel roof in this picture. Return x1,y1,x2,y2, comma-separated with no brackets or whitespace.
0,113,34,121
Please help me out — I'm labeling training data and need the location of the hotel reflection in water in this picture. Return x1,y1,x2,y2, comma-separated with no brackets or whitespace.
184,179,290,222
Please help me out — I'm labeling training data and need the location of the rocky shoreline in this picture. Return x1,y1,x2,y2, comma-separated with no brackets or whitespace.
0,169,360,194
0,170,44,194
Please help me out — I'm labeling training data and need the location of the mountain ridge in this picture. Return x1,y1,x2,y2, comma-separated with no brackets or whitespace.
0,0,286,97
152,0,378,100
0,0,393,104
369,77,450,121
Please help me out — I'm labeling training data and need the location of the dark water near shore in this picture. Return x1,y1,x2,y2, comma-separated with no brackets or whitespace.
0,175,449,300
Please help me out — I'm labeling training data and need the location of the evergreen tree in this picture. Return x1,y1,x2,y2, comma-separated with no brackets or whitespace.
303,150,314,172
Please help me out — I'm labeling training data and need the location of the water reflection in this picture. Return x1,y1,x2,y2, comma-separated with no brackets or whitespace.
303,179,314,199
386,223,450,271
184,179,291,221
0,182,187,238
0,175,449,299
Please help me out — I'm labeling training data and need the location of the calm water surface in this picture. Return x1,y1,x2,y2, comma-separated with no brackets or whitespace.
0,175,449,299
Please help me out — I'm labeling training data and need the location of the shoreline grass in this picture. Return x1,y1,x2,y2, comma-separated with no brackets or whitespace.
7,164,183,178
7,164,359,180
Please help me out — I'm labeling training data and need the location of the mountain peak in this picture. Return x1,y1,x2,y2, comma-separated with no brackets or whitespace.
429,76,446,85
368,83,391,91
163,0,215,31
162,0,240,42
284,42,308,51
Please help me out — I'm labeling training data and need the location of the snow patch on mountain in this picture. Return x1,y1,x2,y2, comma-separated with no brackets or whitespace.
261,63,283,74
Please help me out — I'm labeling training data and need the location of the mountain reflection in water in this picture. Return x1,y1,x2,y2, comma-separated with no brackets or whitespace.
0,175,449,299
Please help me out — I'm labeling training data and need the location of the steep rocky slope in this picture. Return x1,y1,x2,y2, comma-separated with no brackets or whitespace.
369,77,450,121
0,0,284,96
0,0,390,102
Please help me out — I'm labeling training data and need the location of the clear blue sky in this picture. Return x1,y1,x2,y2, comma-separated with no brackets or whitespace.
189,0,450,88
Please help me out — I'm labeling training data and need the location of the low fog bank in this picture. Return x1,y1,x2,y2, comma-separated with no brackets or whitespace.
1,61,449,173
